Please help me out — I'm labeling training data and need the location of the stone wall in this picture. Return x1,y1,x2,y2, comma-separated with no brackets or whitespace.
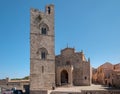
0,78,29,91
50,90,120,94
30,4,55,91
30,90,48,94
50,91,81,94
55,48,91,86
0,79,7,85
82,90,120,94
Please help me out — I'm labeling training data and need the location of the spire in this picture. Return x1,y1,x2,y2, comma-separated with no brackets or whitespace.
88,57,90,63
67,43,68,48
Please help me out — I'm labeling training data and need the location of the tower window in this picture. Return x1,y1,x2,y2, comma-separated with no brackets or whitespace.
42,66,44,73
41,27,47,35
48,7,51,14
40,23,49,35
38,47,48,60
41,51,46,59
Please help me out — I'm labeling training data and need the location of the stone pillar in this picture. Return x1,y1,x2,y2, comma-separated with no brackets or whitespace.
68,66,73,86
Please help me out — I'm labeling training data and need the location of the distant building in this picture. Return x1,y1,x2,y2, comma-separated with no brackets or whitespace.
0,77,29,92
92,62,113,85
114,63,120,70
92,68,97,84
110,63,120,88
92,62,120,88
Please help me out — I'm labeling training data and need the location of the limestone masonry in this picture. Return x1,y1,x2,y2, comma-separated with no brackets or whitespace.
55,48,91,86
30,4,91,94
30,4,55,92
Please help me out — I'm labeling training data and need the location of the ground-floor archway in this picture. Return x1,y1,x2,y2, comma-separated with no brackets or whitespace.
61,70,68,84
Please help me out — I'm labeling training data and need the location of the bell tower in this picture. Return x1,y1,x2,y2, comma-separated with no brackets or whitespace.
30,4,55,93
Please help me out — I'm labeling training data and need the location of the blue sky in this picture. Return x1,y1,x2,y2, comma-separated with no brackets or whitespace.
0,0,120,79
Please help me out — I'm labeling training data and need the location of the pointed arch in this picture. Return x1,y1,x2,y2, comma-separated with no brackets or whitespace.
38,47,48,60
61,70,68,84
39,23,49,35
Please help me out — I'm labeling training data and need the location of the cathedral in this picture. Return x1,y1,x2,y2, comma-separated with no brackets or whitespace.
30,4,91,94
55,48,91,86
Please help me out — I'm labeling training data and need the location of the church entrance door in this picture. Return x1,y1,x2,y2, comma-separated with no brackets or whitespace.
61,70,68,85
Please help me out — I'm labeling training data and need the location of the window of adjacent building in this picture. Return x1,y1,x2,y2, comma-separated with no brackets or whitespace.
85,76,87,80
114,66,115,70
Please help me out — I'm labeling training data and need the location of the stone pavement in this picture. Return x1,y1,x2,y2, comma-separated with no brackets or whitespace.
51,84,115,92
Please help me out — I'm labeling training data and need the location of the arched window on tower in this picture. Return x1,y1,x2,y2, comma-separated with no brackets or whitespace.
38,47,48,60
48,7,51,14
41,27,47,35
40,23,49,35
41,51,46,59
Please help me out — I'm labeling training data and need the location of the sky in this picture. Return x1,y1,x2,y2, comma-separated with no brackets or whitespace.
0,0,120,79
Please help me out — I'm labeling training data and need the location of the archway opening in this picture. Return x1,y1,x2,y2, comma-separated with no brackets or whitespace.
61,70,68,85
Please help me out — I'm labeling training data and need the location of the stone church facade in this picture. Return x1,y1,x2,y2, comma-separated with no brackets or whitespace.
30,4,91,94
56,48,91,86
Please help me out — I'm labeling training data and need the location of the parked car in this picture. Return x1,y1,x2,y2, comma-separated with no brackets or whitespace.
2,89,13,94
13,90,23,94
